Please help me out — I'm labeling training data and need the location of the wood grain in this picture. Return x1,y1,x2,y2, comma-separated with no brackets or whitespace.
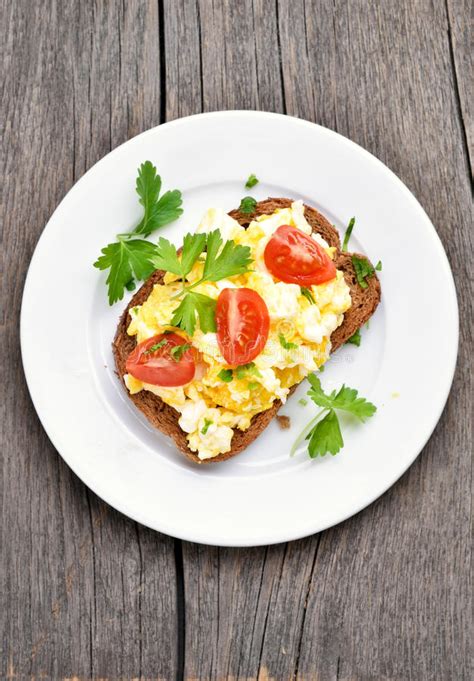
1,2,178,679
446,0,473,175
1,0,472,679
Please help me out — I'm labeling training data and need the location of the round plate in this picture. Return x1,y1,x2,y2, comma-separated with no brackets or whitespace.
21,111,458,546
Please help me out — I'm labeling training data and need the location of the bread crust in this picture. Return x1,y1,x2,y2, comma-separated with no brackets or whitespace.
113,198,381,463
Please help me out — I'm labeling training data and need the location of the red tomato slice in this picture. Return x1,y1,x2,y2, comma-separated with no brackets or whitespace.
126,332,196,387
264,224,336,285
216,288,270,366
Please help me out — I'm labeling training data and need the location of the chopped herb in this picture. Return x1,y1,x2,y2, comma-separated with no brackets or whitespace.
352,255,375,289
236,362,261,380
201,419,213,435
319,365,325,373
170,343,192,361
144,339,168,354
346,329,361,347
375,260,382,271
279,334,298,350
300,286,315,304
298,398,308,406
218,369,233,383
125,279,136,291
245,174,259,189
239,196,257,214
247,382,260,391
342,217,356,251
131,306,141,315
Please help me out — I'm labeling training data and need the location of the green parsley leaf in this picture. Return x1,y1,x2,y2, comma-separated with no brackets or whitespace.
346,329,361,347
279,334,298,350
190,293,217,333
134,161,183,237
171,292,217,336
218,369,233,383
306,374,338,410
239,196,257,214
144,339,168,354
181,232,208,275
298,398,308,406
245,174,259,189
330,385,377,422
307,374,376,422
351,255,375,289
300,286,315,304
201,418,213,435
307,410,344,457
170,343,192,361
375,260,382,271
125,279,136,291
152,233,207,280
247,382,260,391
236,362,261,380
94,238,158,305
342,217,355,251
202,230,253,281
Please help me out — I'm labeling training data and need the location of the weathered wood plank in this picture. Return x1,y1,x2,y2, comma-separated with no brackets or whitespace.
446,0,473,174
168,1,472,680
274,1,473,679
1,1,178,679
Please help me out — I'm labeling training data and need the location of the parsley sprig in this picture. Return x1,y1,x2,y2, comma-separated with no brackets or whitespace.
134,161,183,237
94,161,183,304
291,375,376,458
151,230,252,336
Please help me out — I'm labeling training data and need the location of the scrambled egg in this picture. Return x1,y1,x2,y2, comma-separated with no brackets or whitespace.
125,201,351,460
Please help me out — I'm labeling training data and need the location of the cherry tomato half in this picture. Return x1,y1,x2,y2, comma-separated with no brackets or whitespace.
126,332,196,387
216,288,270,366
264,224,336,285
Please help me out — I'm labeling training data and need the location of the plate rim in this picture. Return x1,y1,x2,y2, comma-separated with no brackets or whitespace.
20,110,459,546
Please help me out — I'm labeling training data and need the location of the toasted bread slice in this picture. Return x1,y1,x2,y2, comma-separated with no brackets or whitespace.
113,198,381,463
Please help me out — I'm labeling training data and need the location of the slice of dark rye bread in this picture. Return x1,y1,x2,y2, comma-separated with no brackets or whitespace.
113,198,381,464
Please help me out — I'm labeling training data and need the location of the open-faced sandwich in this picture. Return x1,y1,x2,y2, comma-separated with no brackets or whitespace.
111,194,381,464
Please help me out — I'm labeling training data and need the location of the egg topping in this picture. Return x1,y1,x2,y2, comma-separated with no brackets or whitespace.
124,201,351,460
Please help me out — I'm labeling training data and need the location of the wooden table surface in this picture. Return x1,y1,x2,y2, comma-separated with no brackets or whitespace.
2,1,472,680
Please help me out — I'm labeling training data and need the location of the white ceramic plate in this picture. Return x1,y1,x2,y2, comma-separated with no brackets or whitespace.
21,111,458,546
